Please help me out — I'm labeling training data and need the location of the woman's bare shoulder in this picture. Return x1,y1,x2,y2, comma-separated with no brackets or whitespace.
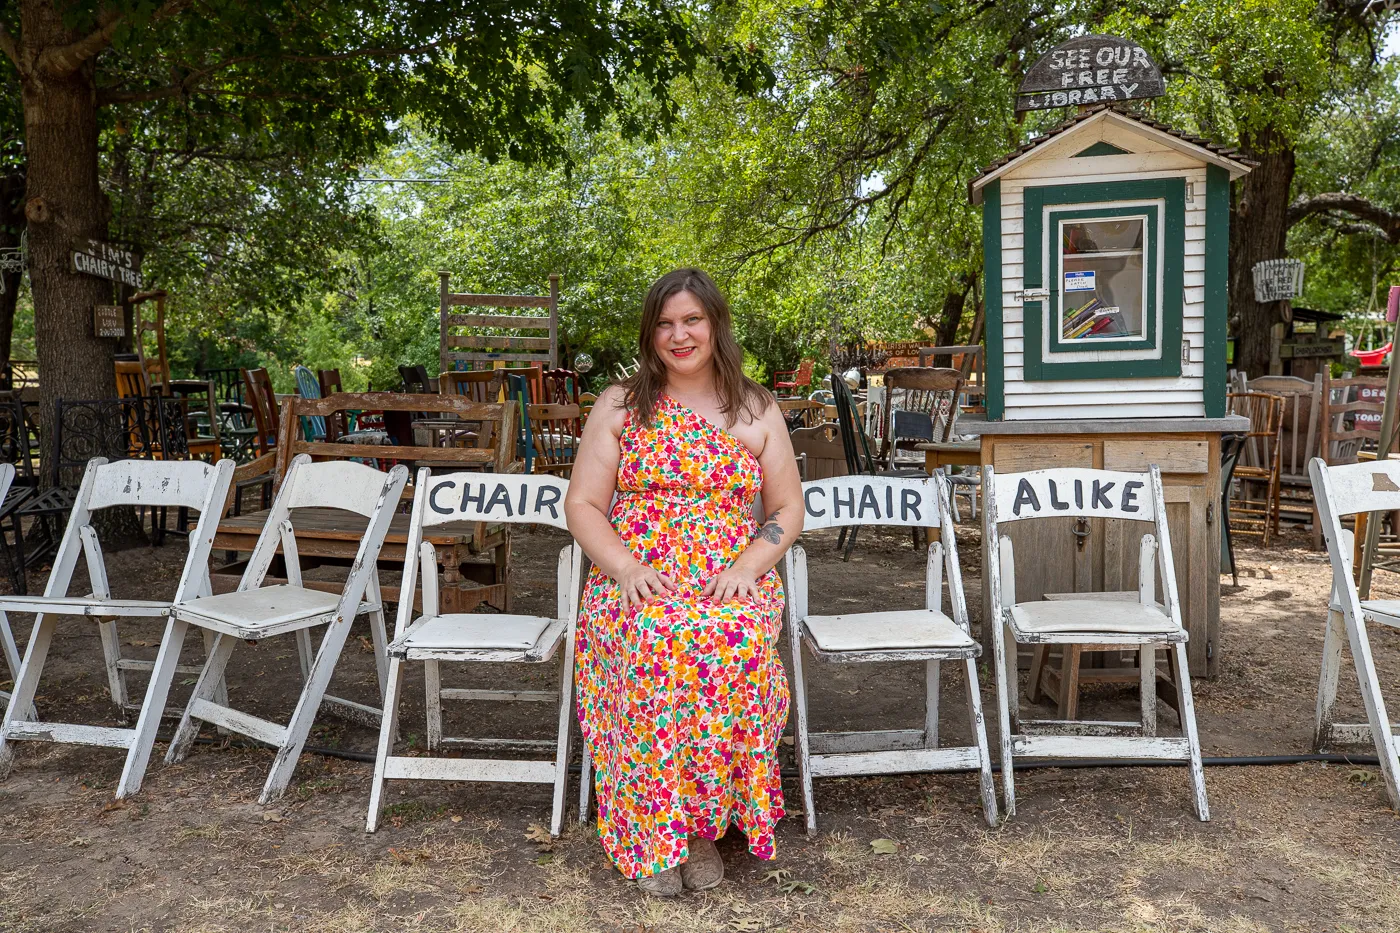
590,385,631,433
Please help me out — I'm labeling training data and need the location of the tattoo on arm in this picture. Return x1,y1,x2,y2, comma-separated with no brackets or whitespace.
758,509,784,545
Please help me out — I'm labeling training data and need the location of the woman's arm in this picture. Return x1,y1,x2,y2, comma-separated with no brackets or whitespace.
703,399,805,602
564,386,675,610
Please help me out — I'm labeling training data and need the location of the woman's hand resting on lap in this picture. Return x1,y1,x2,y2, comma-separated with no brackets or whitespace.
618,563,676,612
702,567,760,604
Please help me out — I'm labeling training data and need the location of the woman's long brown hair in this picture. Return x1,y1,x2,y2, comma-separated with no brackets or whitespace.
620,268,771,428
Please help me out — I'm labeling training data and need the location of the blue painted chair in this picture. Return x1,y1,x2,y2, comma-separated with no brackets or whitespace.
293,365,328,442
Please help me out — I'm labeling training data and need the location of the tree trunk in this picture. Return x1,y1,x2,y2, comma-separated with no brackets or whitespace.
934,285,967,348
19,0,119,444
18,3,145,548
0,167,23,367
1229,125,1296,378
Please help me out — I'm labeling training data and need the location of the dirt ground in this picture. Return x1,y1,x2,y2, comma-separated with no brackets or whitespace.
2,518,1400,933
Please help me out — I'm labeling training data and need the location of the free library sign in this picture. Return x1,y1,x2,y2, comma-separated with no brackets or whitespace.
1016,35,1165,113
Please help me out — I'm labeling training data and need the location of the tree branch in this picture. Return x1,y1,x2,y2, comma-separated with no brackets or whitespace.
1289,192,1400,242
38,0,191,77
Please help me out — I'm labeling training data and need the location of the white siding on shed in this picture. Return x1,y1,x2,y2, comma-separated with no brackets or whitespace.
998,118,1211,420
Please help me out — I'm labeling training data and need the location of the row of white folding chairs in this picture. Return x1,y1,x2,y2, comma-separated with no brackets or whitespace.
372,465,1209,835
0,455,407,803
0,457,1209,836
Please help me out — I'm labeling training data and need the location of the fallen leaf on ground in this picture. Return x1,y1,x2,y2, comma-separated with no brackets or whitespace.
524,823,555,850
869,838,899,855
389,847,432,863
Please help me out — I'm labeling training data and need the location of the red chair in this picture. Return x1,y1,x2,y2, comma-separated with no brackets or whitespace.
774,359,815,398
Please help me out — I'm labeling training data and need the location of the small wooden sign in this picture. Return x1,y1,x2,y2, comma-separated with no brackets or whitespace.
1016,35,1165,112
93,304,126,338
71,238,143,288
1279,339,1344,360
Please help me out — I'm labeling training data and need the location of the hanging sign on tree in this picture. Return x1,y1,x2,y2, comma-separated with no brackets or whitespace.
92,305,126,338
71,238,143,289
1016,35,1166,112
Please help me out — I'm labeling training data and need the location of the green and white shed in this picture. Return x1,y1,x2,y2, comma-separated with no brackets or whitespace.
970,105,1255,421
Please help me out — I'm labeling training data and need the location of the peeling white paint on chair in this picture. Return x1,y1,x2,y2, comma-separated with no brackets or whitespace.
0,457,235,798
1311,457,1400,810
984,464,1209,821
366,471,580,836
786,473,999,834
164,454,408,804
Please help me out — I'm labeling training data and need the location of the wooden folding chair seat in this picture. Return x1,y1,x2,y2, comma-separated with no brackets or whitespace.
1311,457,1400,809
1226,391,1284,546
0,457,235,797
786,474,998,834
985,465,1209,821
367,471,580,835
163,455,408,803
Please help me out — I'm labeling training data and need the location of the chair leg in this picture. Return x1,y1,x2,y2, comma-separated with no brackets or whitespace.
1027,645,1049,703
789,633,817,837
550,632,577,837
366,574,390,702
166,633,238,764
1173,642,1210,821
923,660,940,748
1056,646,1082,720
0,613,59,778
1139,645,1157,737
963,657,999,827
259,620,356,803
1314,607,1346,750
994,621,1017,817
842,525,859,562
578,747,593,826
365,657,406,833
1339,609,1400,811
117,617,190,798
424,659,444,750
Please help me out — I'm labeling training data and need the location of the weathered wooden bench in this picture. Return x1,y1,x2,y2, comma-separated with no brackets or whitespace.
213,392,519,613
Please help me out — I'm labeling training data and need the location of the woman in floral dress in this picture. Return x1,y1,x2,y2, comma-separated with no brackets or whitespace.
565,268,803,896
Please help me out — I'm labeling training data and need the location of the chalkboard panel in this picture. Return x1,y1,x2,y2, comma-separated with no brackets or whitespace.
1017,35,1165,113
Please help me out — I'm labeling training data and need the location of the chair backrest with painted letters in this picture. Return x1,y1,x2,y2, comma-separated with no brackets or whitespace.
983,465,1179,626
397,469,577,635
793,473,968,631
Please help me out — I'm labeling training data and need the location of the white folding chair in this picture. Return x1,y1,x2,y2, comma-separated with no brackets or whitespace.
163,454,408,803
0,457,235,797
984,465,1208,820
367,470,580,835
787,474,998,833
1311,456,1400,809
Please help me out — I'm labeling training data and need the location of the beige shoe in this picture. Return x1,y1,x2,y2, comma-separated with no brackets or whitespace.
680,837,724,891
637,866,682,897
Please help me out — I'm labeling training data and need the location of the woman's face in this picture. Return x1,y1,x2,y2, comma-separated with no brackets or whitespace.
653,290,714,380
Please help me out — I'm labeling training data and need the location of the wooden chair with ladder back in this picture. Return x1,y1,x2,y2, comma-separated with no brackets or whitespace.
527,404,582,476
1225,391,1284,547
1248,374,1326,544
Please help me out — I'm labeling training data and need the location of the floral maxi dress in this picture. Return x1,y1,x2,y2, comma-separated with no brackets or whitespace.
576,394,789,879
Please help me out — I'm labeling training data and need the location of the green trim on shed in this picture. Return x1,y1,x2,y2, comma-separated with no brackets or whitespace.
982,180,1004,420
1204,165,1229,418
1021,178,1186,382
1074,141,1130,157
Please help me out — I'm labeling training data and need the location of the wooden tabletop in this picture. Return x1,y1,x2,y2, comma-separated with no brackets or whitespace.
913,440,980,452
